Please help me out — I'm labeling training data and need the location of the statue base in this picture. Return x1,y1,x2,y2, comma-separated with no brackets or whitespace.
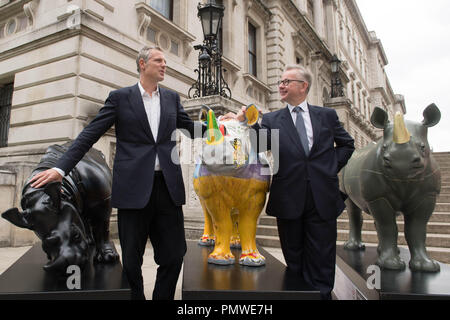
0,243,130,299
334,245,450,300
182,240,320,299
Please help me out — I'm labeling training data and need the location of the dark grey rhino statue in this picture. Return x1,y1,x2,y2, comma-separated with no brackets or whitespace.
340,104,441,272
1,142,119,273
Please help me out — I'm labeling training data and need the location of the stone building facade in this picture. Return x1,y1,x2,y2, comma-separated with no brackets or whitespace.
0,0,403,246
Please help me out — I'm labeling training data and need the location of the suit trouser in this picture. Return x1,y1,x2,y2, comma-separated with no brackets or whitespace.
118,171,186,300
276,181,337,300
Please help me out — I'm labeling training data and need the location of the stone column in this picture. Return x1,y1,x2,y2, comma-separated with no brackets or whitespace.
265,4,285,111
323,0,338,52
313,0,325,39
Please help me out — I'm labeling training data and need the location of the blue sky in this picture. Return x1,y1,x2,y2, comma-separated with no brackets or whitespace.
356,0,450,152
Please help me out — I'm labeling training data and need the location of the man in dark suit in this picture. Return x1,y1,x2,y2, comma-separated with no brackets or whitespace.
230,65,355,299
30,46,204,300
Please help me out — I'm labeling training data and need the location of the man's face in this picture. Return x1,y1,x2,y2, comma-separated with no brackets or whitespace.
140,49,166,83
278,69,308,105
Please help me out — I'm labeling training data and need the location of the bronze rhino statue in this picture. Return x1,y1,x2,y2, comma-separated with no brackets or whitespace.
341,104,441,272
2,142,119,273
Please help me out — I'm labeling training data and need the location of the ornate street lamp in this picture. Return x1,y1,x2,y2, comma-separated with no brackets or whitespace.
188,0,231,99
330,54,344,98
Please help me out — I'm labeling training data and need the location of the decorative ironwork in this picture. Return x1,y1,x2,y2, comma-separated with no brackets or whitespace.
188,2,232,99
0,83,13,148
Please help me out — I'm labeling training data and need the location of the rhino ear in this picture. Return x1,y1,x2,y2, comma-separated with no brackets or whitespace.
422,103,441,128
1,208,33,230
371,107,389,129
43,181,62,211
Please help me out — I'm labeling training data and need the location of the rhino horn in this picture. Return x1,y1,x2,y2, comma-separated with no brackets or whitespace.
206,109,224,145
393,111,411,144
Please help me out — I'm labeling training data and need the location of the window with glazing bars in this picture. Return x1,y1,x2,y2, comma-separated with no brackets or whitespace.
0,83,13,148
248,22,257,77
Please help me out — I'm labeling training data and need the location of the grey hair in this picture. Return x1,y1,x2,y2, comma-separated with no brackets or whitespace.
285,64,313,94
136,46,163,73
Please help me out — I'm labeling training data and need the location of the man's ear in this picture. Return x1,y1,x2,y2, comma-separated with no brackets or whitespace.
43,182,62,210
2,208,33,230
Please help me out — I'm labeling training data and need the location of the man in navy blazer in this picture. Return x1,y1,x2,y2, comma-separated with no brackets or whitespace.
30,46,204,300
232,65,354,299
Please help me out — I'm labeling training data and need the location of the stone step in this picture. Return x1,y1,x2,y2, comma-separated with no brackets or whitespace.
435,163,450,167
257,218,450,240
436,203,450,212
259,216,450,233
337,229,450,248
340,211,450,223
256,235,450,264
440,186,450,194
259,211,450,225
335,241,450,265
434,160,450,163
433,153,450,160
337,219,450,234
256,235,281,248
437,194,450,202
257,225,279,237
259,215,277,226
184,225,204,241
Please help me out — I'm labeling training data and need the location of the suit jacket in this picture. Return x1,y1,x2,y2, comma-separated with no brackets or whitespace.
255,104,355,221
57,84,203,209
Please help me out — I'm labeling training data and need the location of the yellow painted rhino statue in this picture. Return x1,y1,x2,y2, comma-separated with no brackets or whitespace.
193,105,271,266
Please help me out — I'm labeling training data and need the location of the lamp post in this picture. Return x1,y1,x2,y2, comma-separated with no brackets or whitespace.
330,54,344,98
188,0,231,99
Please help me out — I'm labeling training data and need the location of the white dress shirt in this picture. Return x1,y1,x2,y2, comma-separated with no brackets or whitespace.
138,81,161,171
288,100,314,151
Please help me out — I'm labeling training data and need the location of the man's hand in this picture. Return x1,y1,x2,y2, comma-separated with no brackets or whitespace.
29,168,63,189
220,106,247,122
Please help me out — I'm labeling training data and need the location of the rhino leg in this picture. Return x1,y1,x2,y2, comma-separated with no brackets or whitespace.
368,198,406,270
87,204,119,264
206,200,235,265
404,195,440,272
344,199,365,251
198,200,215,247
236,183,267,267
